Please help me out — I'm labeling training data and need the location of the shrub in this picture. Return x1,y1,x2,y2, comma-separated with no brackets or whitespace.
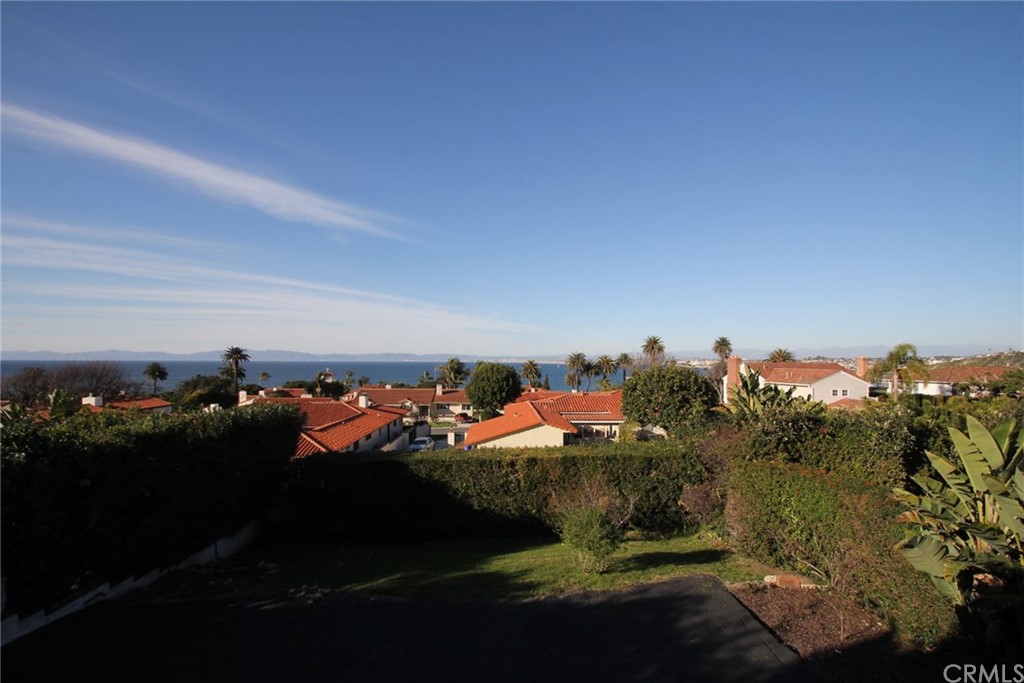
1,404,304,616
558,507,625,574
727,460,959,647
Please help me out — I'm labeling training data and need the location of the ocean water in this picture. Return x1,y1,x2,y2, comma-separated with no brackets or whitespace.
0,360,584,391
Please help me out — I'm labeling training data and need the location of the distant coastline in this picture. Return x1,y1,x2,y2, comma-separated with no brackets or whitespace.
0,360,572,392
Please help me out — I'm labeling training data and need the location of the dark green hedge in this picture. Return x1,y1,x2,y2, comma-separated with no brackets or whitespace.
726,460,958,647
1,404,304,616
276,442,707,542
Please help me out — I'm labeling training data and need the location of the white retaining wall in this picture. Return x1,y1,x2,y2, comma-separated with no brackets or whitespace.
1,520,261,647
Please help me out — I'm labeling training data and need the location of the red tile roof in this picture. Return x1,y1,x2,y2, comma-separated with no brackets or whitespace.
109,397,173,411
463,401,578,447
746,362,865,387
512,390,571,403
924,366,1012,384
463,391,623,447
252,397,406,457
350,387,437,407
827,398,870,411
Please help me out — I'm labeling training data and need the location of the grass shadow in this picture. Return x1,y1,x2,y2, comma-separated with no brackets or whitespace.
613,549,731,573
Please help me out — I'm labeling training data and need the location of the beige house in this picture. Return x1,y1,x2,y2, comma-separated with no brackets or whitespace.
723,357,870,405
464,391,624,449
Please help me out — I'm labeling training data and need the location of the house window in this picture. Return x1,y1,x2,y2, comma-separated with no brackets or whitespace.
842,389,849,397
831,389,839,397
364,435,370,442
437,403,449,411
461,404,471,410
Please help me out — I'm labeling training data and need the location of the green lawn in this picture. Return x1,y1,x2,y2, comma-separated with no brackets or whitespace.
224,534,769,601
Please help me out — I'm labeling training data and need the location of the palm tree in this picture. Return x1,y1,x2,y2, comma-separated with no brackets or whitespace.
565,352,588,391
258,371,271,387
617,353,633,383
642,336,665,367
419,370,435,386
357,375,371,388
712,336,732,361
220,346,251,394
564,371,579,391
520,360,541,387
437,357,469,388
767,348,795,363
869,343,930,400
596,355,617,384
142,362,168,395
581,359,598,391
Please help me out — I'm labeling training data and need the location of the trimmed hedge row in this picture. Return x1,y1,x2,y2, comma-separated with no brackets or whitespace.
1,404,305,617
276,442,707,542
726,460,959,648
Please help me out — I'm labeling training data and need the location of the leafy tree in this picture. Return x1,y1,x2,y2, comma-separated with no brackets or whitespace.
712,336,733,361
542,374,551,390
520,360,541,387
48,388,81,419
220,346,251,394
142,362,169,395
621,364,717,437
989,368,1024,397
565,352,588,391
1,366,51,407
870,343,930,400
767,348,796,363
174,374,235,410
437,357,469,388
465,362,522,420
616,353,634,383
357,376,371,388
642,336,666,367
49,361,140,400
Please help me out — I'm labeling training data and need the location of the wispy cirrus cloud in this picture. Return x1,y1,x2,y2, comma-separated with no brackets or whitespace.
2,104,403,238
1,215,527,353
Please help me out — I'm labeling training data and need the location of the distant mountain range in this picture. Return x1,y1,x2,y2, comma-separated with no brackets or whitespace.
1,344,1015,362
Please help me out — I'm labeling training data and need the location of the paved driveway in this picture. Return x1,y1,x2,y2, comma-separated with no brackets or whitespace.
2,575,817,682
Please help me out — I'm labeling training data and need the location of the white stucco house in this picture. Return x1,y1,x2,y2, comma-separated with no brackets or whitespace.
723,356,870,406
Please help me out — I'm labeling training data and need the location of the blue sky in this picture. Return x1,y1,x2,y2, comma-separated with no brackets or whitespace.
2,2,1022,357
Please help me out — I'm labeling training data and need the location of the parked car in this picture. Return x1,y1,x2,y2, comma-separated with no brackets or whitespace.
454,412,474,423
409,436,435,452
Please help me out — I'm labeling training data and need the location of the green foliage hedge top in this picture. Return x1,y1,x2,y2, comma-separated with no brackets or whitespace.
279,442,707,542
1,404,305,617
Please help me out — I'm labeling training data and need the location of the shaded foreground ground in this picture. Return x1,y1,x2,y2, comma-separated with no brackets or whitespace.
3,575,816,683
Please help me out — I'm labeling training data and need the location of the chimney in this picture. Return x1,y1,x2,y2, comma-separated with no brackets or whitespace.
436,384,443,396
82,394,103,408
358,394,370,408
238,390,247,404
725,356,743,405
856,356,870,379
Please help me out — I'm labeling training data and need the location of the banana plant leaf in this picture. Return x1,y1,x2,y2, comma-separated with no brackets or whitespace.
966,415,1008,470
949,427,994,493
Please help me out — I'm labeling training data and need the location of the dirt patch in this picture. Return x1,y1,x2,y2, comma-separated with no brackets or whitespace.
729,583,968,683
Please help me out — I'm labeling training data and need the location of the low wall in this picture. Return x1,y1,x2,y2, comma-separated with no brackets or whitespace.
1,520,260,647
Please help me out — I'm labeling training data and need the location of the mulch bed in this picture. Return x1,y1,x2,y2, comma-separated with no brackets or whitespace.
729,583,975,683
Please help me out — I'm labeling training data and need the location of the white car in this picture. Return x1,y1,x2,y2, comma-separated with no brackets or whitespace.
409,437,435,452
